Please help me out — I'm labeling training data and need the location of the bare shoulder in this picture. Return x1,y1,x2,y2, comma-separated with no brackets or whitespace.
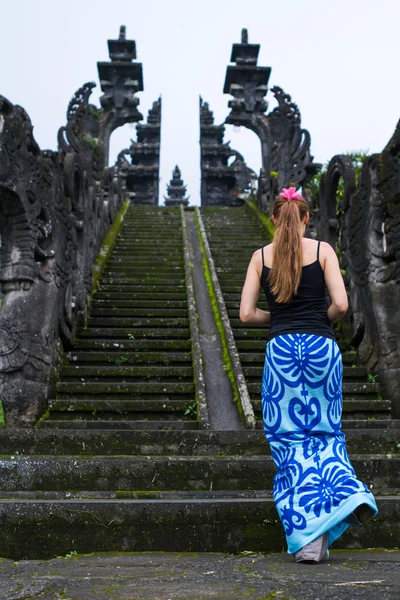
318,241,339,270
251,243,272,259
250,244,272,274
319,241,337,258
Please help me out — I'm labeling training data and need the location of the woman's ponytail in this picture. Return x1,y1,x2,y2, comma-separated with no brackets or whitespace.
268,194,310,304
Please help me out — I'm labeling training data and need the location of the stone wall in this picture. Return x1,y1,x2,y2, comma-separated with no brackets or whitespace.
318,121,400,416
0,26,145,427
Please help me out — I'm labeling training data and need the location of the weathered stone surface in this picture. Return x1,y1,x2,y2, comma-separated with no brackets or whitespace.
0,497,398,560
164,166,189,206
223,29,320,212
117,98,161,205
1,550,399,600
97,26,144,165
199,97,254,206
0,26,146,427
318,121,400,417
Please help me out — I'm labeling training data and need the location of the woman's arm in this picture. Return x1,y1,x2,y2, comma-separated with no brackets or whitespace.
240,250,271,325
321,242,348,324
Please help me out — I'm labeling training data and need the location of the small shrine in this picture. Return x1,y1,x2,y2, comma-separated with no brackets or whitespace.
164,166,190,206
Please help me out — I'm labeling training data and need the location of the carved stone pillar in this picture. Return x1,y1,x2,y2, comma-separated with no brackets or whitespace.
164,166,189,206
223,29,319,212
199,98,254,206
117,98,161,205
318,122,400,416
97,26,144,167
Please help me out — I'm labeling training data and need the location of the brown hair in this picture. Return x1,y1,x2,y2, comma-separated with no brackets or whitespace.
268,195,310,303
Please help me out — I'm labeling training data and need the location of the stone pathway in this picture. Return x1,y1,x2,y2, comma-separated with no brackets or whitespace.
1,550,400,599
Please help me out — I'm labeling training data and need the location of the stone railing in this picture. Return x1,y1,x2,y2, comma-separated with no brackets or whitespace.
0,26,147,427
0,85,125,426
317,120,400,416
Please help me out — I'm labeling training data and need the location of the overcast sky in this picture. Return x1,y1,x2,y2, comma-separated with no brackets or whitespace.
2,0,399,205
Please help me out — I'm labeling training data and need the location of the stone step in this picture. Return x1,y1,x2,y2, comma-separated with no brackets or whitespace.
66,351,192,364
73,339,191,350
87,317,189,329
103,263,184,271
107,259,184,266
97,284,186,293
60,365,193,379
91,300,188,309
2,428,400,455
38,420,199,430
222,293,245,301
89,308,188,318
0,496,396,559
94,292,187,300
232,328,270,339
56,381,195,395
0,490,272,499
78,328,190,339
0,454,397,493
113,243,182,250
49,396,192,413
217,278,249,286
102,272,186,282
100,277,186,285
110,250,183,258
44,412,192,423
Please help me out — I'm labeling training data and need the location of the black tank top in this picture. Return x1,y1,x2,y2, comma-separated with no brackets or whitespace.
261,242,335,342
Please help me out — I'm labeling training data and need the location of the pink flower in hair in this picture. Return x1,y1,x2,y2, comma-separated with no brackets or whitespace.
279,187,302,201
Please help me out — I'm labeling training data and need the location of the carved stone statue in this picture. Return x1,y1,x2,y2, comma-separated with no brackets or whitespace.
97,26,144,167
317,122,400,416
117,98,161,205
199,97,255,206
164,166,189,206
0,26,144,427
223,30,320,212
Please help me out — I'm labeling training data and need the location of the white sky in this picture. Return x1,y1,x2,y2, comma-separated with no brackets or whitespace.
2,0,399,205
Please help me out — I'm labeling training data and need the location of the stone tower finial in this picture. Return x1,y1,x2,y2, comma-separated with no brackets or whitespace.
119,25,126,40
164,165,189,206
241,28,248,44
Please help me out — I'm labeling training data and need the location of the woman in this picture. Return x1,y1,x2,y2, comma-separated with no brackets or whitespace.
240,187,378,563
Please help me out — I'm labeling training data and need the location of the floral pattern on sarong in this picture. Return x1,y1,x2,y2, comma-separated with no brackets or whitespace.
262,334,378,552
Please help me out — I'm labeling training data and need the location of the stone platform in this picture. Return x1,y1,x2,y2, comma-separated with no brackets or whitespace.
1,550,399,599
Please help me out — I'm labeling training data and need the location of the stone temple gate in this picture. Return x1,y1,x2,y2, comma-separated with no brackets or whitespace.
0,26,399,559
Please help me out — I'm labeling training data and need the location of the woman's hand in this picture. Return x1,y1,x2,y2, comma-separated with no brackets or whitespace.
240,249,271,325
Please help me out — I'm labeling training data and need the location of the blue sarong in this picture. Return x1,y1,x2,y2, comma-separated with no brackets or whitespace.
261,333,378,554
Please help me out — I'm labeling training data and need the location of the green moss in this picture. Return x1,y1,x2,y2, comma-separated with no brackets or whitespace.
258,593,290,600
91,198,130,296
194,211,241,410
245,200,275,239
89,107,102,119
83,135,100,150
34,409,50,429
0,399,5,428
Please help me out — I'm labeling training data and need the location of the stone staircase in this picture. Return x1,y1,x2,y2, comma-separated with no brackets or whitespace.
200,204,392,427
0,203,398,560
39,206,199,431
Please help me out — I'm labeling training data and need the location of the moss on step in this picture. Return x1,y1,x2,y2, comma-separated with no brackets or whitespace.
245,200,275,239
91,198,130,297
0,400,5,428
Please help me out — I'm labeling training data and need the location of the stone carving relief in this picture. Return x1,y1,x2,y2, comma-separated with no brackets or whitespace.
317,122,400,416
223,30,319,212
0,26,143,426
